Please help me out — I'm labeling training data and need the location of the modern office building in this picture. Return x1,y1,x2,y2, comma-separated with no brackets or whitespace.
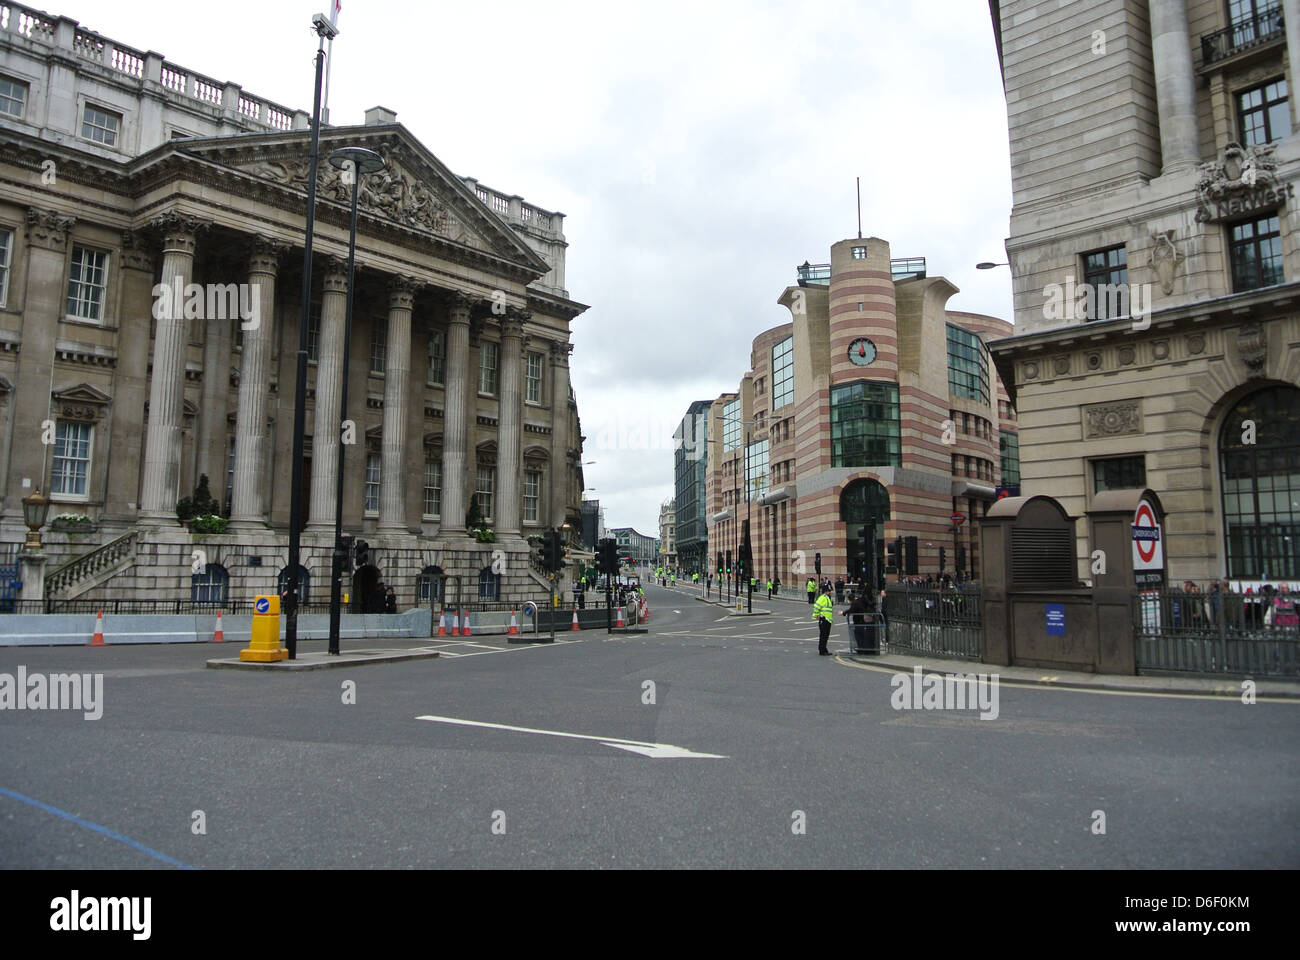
0,6,589,606
705,238,1016,585
673,399,711,575
609,527,657,566
988,0,1300,583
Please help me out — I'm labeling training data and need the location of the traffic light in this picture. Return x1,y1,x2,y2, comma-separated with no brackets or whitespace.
598,538,618,575
716,552,723,576
725,549,732,576
353,538,370,568
814,552,822,575
536,536,551,570
904,536,918,576
956,545,967,574
939,546,947,573
339,535,354,573
886,537,900,573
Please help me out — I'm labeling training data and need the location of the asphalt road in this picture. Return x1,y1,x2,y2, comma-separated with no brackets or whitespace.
1,581,1297,869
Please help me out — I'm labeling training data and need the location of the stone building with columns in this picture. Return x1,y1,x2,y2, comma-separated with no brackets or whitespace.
988,0,1300,584
704,238,1016,587
0,6,588,608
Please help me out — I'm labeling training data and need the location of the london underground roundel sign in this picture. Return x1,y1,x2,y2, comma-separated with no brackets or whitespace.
1132,498,1164,571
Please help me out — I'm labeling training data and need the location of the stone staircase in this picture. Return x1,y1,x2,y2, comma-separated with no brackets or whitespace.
45,530,139,600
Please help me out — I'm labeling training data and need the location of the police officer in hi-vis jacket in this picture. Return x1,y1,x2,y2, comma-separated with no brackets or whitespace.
813,584,835,656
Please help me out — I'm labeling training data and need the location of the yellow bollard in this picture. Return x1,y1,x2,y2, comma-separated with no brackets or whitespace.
239,595,288,663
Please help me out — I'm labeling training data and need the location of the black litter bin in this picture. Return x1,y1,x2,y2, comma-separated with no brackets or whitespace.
845,611,883,655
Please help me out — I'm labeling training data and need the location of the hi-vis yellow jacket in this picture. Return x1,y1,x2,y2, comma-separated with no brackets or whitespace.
813,593,834,623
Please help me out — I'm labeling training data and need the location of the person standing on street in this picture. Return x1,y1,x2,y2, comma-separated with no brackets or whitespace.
813,584,835,655
806,577,817,604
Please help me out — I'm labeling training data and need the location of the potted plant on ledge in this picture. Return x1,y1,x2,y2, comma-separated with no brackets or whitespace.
177,475,229,535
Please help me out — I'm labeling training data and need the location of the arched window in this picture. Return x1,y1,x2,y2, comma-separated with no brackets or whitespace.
417,566,444,605
478,567,501,601
278,565,311,604
1219,385,1300,579
841,478,891,525
192,564,229,604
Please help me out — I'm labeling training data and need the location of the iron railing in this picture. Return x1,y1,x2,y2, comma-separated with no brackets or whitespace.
796,257,928,287
881,584,983,661
1201,6,1284,65
45,531,138,596
1134,585,1298,678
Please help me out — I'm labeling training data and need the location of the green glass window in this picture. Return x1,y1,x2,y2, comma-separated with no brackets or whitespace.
947,324,990,404
772,337,794,410
831,380,900,468
1000,432,1020,488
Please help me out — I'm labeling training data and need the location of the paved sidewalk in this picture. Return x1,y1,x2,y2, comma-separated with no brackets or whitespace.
839,649,1300,699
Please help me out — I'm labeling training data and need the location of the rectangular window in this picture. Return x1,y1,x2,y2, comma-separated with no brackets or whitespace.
851,246,867,260
1230,215,1284,292
0,76,27,119
52,421,93,498
0,228,11,307
746,439,770,501
479,341,499,396
525,351,544,404
1237,78,1290,147
1092,455,1146,494
830,381,901,468
80,103,121,146
364,452,381,513
225,434,236,513
427,329,446,386
524,469,542,523
722,398,741,452
772,336,794,410
475,465,495,521
423,451,442,518
947,324,990,403
370,316,387,374
1081,245,1129,320
307,304,321,362
66,247,108,321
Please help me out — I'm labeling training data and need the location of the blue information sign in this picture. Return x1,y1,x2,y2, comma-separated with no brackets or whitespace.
1045,603,1066,637
255,597,270,615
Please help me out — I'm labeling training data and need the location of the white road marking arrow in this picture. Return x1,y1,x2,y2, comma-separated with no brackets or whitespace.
416,715,727,759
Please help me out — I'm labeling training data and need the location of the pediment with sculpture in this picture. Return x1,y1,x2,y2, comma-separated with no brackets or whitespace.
1195,141,1293,222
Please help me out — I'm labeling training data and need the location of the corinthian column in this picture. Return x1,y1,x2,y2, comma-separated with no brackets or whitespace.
230,238,283,526
440,292,473,536
140,212,209,521
548,340,572,531
1149,0,1200,175
495,310,527,537
379,276,420,532
308,257,348,529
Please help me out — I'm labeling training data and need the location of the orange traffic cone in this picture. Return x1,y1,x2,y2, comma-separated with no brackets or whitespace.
616,605,625,628
450,609,460,636
90,609,105,646
462,610,472,637
571,605,582,631
436,609,448,637
508,609,520,635
212,609,225,643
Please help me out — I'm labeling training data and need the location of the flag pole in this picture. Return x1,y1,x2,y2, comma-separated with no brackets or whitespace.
322,36,335,124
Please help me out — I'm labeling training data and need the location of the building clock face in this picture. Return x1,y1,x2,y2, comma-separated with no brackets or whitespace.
848,338,877,366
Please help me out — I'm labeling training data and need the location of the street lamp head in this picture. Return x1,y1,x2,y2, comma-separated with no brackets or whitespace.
976,262,1009,271
21,488,50,551
328,146,385,176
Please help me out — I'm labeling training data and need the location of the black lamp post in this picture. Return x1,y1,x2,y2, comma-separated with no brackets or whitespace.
285,12,338,660
324,145,385,657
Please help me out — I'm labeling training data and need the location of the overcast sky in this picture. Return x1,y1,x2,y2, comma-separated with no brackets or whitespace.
88,0,1013,538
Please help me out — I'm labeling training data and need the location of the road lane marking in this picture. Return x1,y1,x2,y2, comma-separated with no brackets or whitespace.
0,787,193,869
415,715,727,759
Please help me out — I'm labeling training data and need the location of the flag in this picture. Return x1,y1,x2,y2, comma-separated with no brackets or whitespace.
330,0,342,29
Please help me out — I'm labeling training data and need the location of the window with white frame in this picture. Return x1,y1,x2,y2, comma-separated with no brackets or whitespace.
0,76,27,119
370,316,387,374
66,246,109,321
475,464,495,521
0,228,11,308
423,449,442,518
80,103,121,146
525,351,544,404
364,452,381,513
307,303,321,362
51,421,93,498
427,329,446,386
479,341,499,396
524,468,542,523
